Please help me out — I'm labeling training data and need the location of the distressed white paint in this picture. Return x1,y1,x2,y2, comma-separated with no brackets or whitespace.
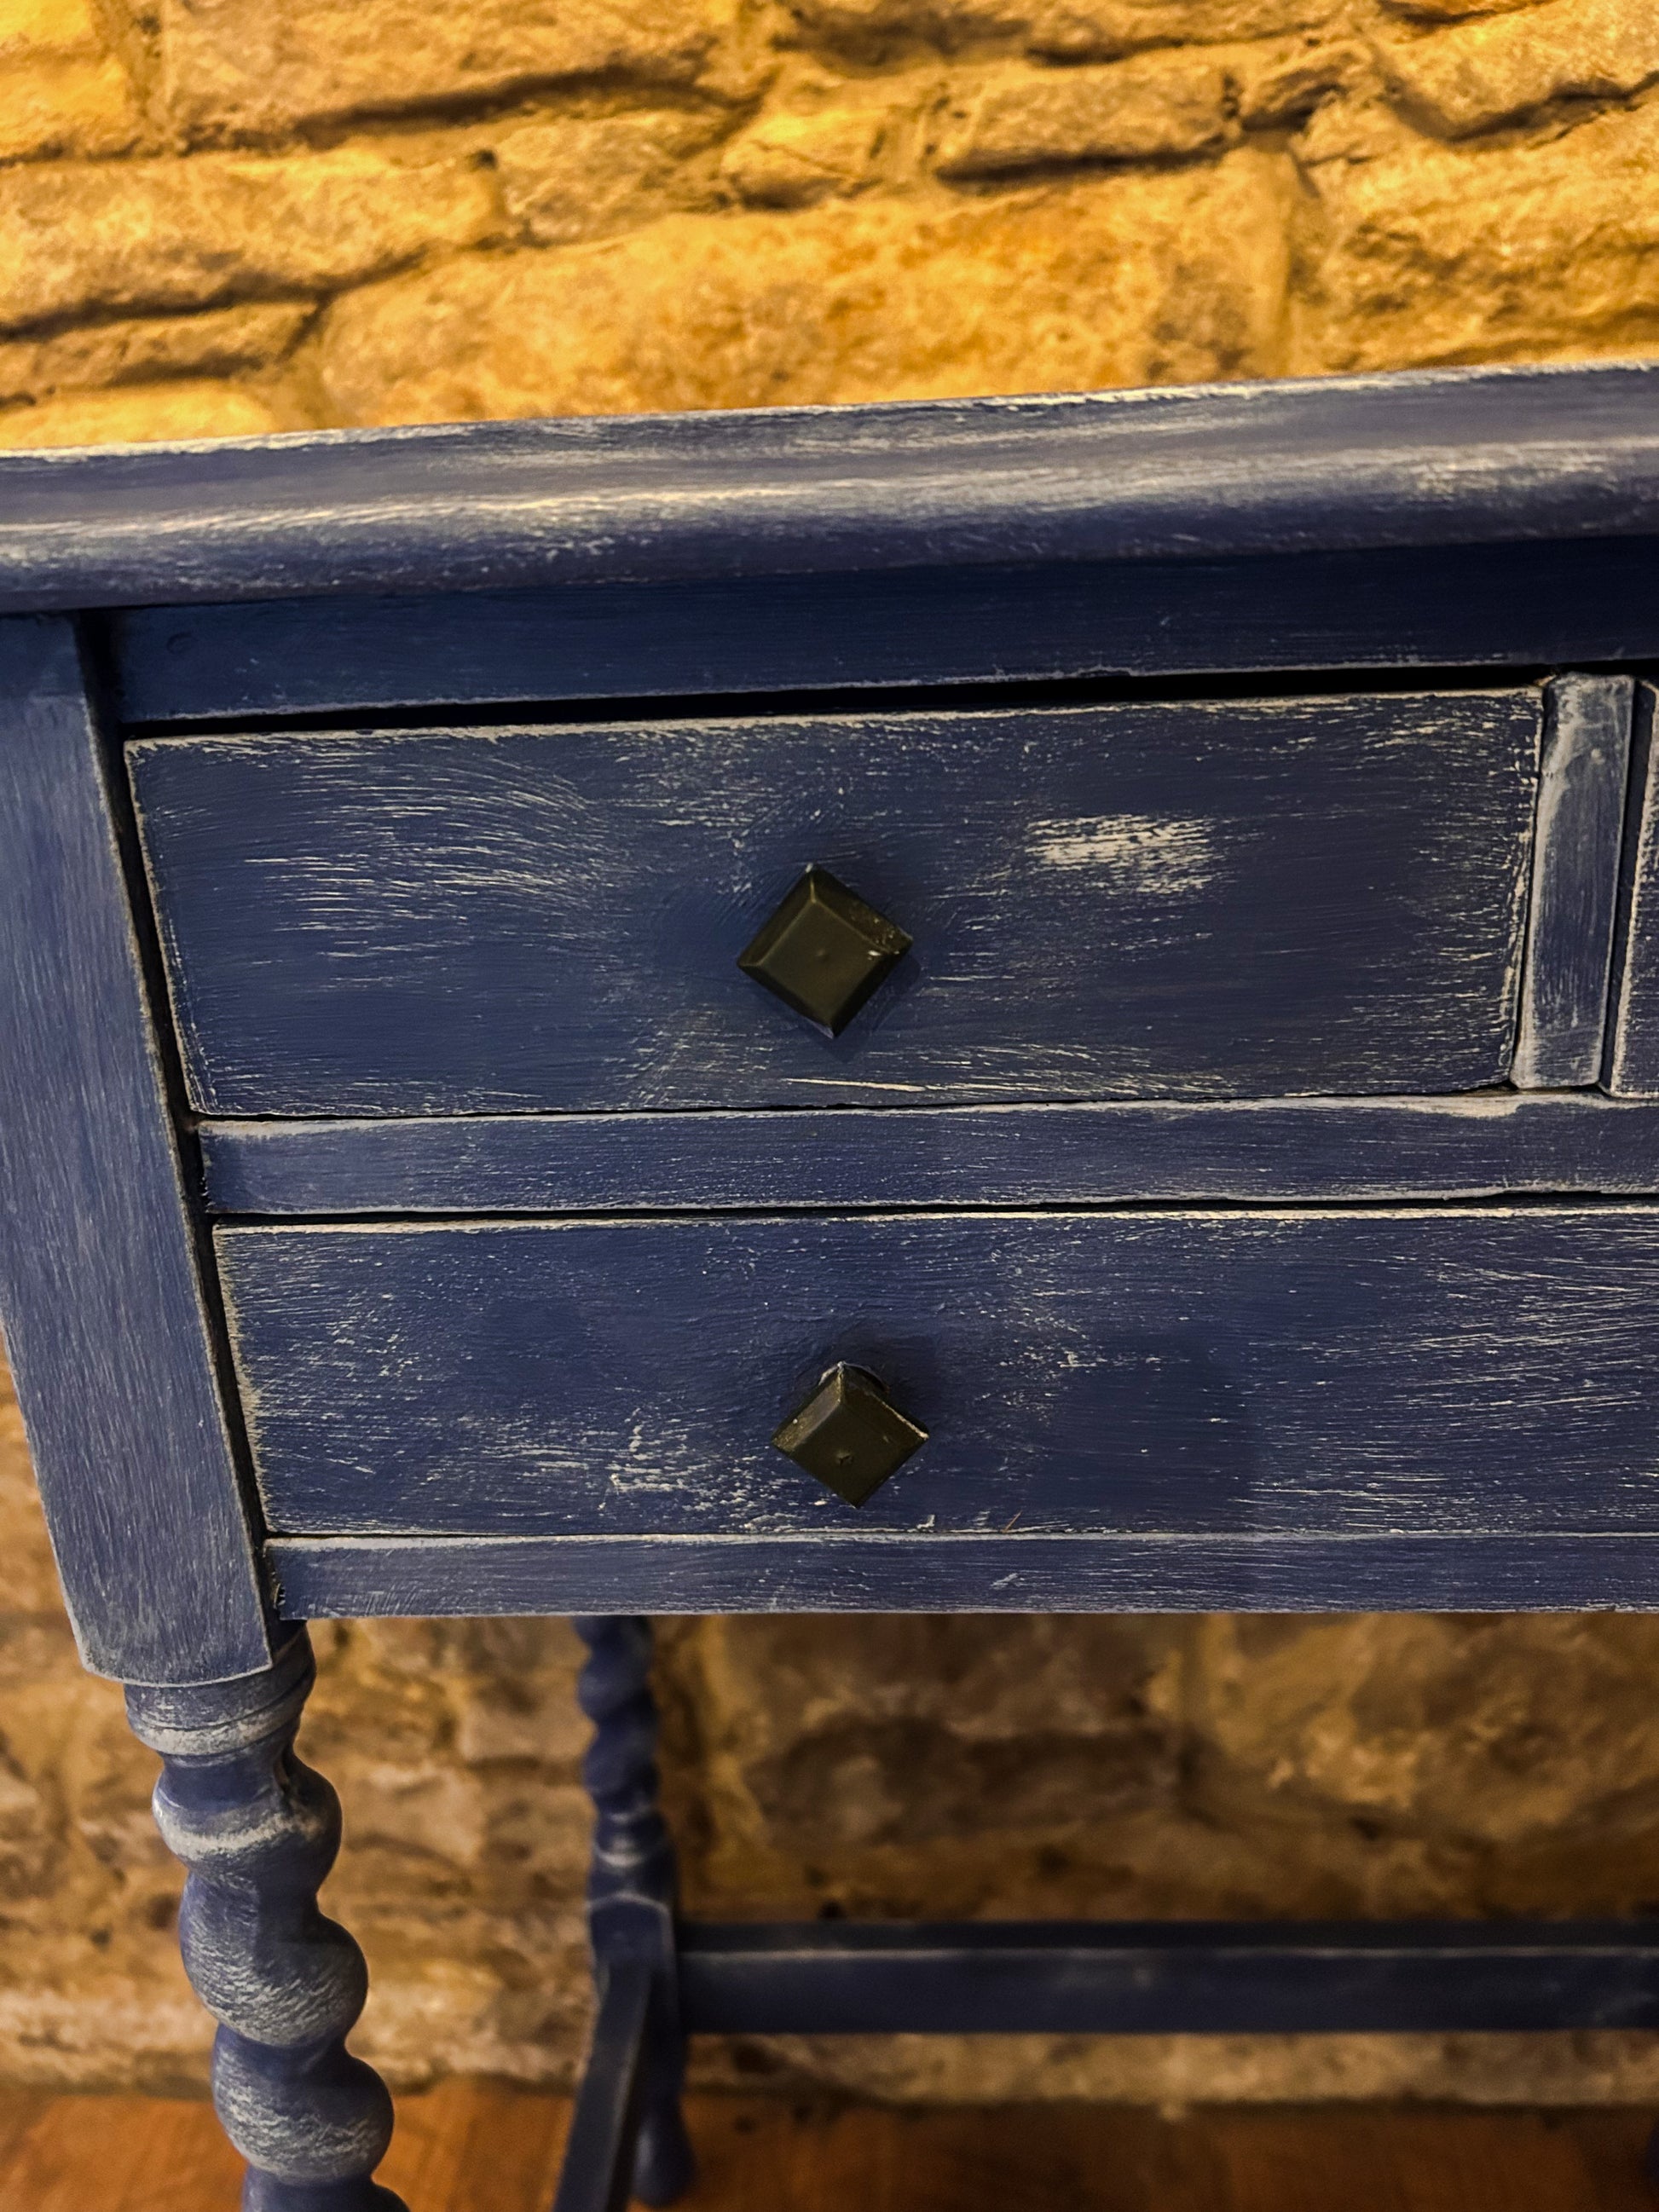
1027,812,1217,892
1512,674,1633,1089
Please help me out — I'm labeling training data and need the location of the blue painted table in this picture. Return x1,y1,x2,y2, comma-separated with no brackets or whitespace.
7,361,1659,2207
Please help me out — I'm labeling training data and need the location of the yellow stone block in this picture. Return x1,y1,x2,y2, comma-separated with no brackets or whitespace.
495,112,725,246
0,146,502,337
0,0,139,161
320,148,1295,425
1375,0,1659,136
1303,96,1659,370
0,51,139,161
788,0,1339,59
0,378,285,448
720,109,887,207
1026,0,1342,57
0,302,313,406
0,0,106,58
153,0,742,143
937,52,1229,176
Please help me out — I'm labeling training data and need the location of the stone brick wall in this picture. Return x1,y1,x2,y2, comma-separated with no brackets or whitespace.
5,0,1659,2108
3,0,1659,444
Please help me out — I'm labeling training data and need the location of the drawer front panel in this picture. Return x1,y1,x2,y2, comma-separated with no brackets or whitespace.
218,1208,1659,1539
133,692,1540,1114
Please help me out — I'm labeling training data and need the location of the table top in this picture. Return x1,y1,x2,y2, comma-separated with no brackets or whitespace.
0,359,1657,612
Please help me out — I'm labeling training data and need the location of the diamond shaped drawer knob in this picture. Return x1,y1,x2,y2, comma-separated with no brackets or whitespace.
737,866,911,1035
772,1363,928,1507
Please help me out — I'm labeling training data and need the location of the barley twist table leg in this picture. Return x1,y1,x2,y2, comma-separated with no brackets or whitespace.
126,1628,406,2212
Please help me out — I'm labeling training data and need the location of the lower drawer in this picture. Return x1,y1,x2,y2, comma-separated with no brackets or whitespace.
218,1208,1659,1540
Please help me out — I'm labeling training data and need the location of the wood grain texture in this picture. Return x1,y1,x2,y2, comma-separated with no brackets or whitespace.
0,2091,1651,2212
0,614,269,1686
677,1920,1659,2035
7,361,1659,615
694,2104,1655,2212
0,2089,248,2212
106,537,1659,725
1513,676,1633,1087
130,692,1540,1114
223,1206,1659,1542
266,1528,1659,1617
198,1093,1659,1217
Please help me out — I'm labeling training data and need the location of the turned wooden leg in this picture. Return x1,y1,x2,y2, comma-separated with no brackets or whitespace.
125,1628,406,2212
566,1614,695,2210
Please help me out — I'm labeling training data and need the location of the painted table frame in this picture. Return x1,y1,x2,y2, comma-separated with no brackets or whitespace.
6,361,1659,2207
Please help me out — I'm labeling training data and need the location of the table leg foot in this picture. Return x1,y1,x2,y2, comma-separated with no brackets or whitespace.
631,2100,697,2207
126,1629,407,2212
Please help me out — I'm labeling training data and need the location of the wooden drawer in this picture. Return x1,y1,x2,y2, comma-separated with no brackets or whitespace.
218,1206,1659,1540
132,690,1541,1114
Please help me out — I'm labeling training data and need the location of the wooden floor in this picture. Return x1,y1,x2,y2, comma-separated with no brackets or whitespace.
0,2085,1653,2211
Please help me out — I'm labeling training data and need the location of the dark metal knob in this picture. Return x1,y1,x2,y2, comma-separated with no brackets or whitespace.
772,1363,928,1507
737,866,910,1035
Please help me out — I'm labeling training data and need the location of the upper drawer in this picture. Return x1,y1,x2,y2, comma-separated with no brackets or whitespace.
130,691,1541,1115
